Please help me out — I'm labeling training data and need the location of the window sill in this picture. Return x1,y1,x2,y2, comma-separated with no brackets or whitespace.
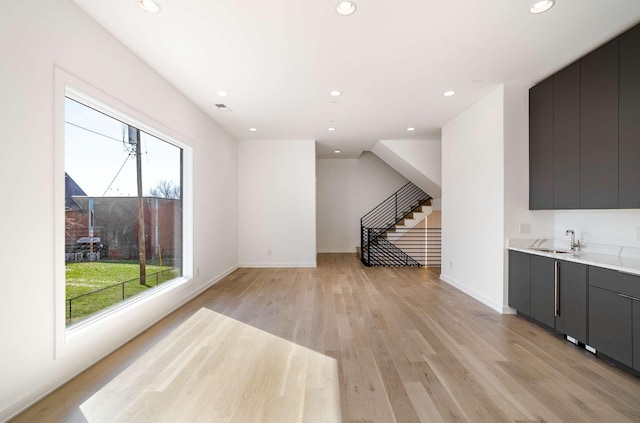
64,276,190,344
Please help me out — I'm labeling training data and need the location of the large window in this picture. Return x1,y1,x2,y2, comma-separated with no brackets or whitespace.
64,94,184,326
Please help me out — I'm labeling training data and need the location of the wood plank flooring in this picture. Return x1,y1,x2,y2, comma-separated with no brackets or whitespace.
13,253,640,422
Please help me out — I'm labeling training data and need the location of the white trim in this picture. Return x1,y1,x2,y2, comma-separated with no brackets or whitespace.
239,263,317,268
182,265,239,302
439,274,504,314
54,67,194,357
317,249,356,253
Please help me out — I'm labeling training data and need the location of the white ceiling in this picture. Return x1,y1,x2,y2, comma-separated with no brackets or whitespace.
71,0,640,158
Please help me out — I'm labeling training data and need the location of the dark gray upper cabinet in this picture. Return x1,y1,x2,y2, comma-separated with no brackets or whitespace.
553,62,581,209
508,250,531,316
529,23,640,211
530,255,555,328
555,260,587,344
619,24,640,209
529,77,554,210
580,38,620,209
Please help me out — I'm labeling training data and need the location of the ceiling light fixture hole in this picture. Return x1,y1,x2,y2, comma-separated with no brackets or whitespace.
138,0,161,14
336,1,357,16
530,0,555,14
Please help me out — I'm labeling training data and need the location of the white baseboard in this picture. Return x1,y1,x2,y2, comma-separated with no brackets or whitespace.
439,274,505,314
239,262,317,268
317,249,355,253
182,264,239,303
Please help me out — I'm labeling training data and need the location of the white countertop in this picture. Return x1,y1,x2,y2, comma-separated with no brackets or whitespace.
508,239,640,277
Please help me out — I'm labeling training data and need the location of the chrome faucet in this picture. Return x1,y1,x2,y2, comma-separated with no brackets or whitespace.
565,229,581,253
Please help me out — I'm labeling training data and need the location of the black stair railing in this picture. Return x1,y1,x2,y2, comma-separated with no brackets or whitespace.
361,182,431,267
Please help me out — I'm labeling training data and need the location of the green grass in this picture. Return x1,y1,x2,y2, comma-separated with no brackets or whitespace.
66,262,180,325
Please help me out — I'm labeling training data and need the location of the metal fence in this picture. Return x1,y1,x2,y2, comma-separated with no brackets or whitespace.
66,268,179,325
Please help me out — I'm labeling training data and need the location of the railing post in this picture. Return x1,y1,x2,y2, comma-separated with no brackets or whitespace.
360,226,364,262
395,192,398,222
122,282,125,301
68,300,72,322
367,228,371,266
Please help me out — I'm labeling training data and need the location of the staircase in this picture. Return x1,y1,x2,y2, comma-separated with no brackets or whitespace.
361,182,433,267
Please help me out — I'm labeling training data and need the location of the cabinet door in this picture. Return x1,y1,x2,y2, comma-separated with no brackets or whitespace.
633,300,640,372
580,38,619,209
530,255,555,328
589,286,632,367
555,261,587,343
553,62,581,209
529,77,554,210
619,25,640,209
509,251,531,315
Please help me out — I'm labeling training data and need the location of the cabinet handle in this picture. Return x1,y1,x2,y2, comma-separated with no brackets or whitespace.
618,293,640,301
554,261,560,317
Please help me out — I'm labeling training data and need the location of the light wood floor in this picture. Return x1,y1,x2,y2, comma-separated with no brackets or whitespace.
13,254,640,422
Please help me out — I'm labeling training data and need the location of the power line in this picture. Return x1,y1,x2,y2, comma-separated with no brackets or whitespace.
65,121,124,143
102,154,133,196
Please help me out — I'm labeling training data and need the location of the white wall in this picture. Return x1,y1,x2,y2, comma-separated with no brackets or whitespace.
372,140,442,198
441,86,507,313
0,1,238,420
378,140,442,186
553,210,640,248
316,152,408,252
238,140,316,267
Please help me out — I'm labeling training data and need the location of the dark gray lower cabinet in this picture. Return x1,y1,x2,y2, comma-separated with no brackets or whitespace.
634,301,640,371
589,286,633,367
530,255,555,328
508,251,530,316
555,261,587,343
510,252,587,343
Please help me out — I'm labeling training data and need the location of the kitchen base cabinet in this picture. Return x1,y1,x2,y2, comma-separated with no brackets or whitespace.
508,251,531,316
589,286,633,367
634,301,640,372
510,252,588,344
555,261,587,344
530,255,555,328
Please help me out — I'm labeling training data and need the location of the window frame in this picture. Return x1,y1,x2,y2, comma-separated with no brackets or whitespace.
54,69,193,357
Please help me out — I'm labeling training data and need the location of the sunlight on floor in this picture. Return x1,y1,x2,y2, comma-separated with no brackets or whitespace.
79,308,341,422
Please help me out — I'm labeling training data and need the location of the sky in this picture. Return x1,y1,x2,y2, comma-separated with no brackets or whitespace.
65,97,181,197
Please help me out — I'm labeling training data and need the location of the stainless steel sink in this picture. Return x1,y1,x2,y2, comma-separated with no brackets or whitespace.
531,248,572,254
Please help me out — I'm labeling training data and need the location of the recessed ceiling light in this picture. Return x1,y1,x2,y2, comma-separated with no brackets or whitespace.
334,149,341,154
529,0,555,14
336,1,357,16
328,127,336,131
249,128,257,132
407,127,416,132
216,91,229,97
443,90,456,97
138,0,161,14
330,90,342,97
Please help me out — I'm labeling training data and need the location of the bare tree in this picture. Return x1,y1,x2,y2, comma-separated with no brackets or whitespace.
148,180,180,199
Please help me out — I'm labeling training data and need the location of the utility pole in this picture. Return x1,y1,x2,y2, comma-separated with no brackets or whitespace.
128,125,147,285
